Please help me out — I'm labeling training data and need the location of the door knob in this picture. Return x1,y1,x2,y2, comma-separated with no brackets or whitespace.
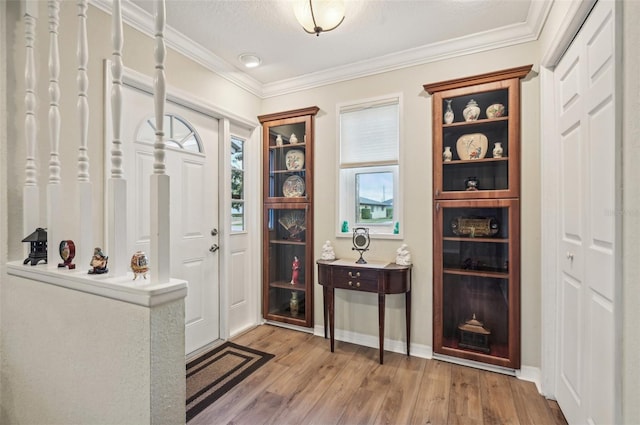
209,244,219,253
566,252,574,260
211,228,218,236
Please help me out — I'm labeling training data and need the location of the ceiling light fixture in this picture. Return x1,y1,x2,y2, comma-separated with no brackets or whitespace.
294,0,345,36
238,53,261,68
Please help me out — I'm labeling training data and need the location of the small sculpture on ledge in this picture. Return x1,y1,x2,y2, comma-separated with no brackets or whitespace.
22,227,48,266
131,251,149,280
58,240,76,270
321,240,336,260
290,256,300,284
395,244,412,266
88,247,109,275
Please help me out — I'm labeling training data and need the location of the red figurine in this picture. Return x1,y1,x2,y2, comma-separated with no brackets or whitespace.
290,255,300,285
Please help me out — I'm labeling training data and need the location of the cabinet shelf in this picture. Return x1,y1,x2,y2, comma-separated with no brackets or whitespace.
269,169,306,175
443,268,509,279
269,239,306,246
443,236,509,243
443,157,508,165
443,116,508,128
269,280,307,291
269,142,308,150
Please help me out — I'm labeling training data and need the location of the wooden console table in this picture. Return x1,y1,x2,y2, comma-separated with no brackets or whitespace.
317,259,412,364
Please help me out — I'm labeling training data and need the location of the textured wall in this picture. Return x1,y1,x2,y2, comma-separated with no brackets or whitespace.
1,275,151,424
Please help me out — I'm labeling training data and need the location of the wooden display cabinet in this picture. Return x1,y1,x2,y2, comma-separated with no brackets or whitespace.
424,65,531,200
258,106,319,327
424,66,531,369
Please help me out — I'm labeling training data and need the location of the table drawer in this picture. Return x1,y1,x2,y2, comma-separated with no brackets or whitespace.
332,267,379,292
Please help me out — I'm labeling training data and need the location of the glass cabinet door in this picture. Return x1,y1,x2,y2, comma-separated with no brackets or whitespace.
263,204,312,325
433,199,520,368
432,80,521,200
264,117,312,202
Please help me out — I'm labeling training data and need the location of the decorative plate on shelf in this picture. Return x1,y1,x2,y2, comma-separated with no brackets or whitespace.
285,149,305,170
456,133,488,160
282,175,305,197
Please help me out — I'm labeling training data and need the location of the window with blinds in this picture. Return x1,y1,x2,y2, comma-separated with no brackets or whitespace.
337,95,402,237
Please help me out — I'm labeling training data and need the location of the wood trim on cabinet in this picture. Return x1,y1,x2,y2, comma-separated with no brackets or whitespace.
258,106,319,123
422,65,533,94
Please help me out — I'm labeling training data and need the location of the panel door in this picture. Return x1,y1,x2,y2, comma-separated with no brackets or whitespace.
119,83,221,355
554,1,617,423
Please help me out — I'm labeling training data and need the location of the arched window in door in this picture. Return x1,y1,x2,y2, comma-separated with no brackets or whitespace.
136,113,203,153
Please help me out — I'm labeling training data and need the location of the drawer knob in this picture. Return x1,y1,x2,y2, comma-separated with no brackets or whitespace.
356,282,361,288
348,281,353,286
348,271,361,278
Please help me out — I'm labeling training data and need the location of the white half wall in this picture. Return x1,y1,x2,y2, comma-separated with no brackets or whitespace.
0,273,185,424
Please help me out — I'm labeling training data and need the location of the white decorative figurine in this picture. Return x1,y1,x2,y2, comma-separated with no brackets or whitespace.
321,240,336,260
395,244,411,266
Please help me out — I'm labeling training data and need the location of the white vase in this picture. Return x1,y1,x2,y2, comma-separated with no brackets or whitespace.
463,99,480,121
493,142,503,158
443,146,452,162
289,133,298,144
444,99,454,124
275,134,283,146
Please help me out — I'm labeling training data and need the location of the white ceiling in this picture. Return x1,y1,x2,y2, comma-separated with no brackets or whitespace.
94,0,551,97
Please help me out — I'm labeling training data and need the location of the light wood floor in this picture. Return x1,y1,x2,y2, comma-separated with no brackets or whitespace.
189,324,568,425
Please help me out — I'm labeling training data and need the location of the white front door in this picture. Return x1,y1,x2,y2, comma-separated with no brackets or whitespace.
120,83,220,355
554,1,617,423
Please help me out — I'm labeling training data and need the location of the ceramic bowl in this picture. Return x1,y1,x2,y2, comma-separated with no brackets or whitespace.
486,103,505,119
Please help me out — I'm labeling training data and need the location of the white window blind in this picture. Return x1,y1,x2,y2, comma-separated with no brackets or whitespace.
340,101,399,167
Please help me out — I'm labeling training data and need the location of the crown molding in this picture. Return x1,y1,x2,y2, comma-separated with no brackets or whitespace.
262,0,552,97
90,0,264,98
91,0,552,99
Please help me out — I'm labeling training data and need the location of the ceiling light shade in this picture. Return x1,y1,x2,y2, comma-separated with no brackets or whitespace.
238,53,261,68
294,0,345,36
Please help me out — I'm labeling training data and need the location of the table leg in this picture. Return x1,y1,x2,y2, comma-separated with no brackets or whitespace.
378,293,385,364
406,290,411,356
329,287,335,353
323,286,328,339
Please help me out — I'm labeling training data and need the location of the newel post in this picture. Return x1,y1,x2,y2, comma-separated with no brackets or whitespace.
150,0,170,285
107,0,128,276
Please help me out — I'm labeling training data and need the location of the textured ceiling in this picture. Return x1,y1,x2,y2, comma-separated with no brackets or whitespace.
127,0,539,90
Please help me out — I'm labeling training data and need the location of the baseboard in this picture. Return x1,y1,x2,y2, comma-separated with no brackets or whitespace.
312,325,432,360
516,365,542,393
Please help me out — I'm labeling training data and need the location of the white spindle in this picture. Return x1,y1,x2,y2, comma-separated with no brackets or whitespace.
77,0,89,182
150,0,170,284
48,0,61,185
24,12,37,188
108,0,127,276
111,0,123,180
153,0,166,176
76,0,93,270
46,0,62,269
23,4,40,254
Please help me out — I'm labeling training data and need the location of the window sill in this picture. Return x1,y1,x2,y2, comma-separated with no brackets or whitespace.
335,232,403,240
6,261,187,307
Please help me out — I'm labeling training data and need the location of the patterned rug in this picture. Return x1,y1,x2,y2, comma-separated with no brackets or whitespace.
186,341,274,422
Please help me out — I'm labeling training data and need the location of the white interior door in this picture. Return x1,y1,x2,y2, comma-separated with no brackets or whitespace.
120,84,220,355
554,1,617,423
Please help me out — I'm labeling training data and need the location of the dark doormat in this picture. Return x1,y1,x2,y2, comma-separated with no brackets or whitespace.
186,341,275,422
